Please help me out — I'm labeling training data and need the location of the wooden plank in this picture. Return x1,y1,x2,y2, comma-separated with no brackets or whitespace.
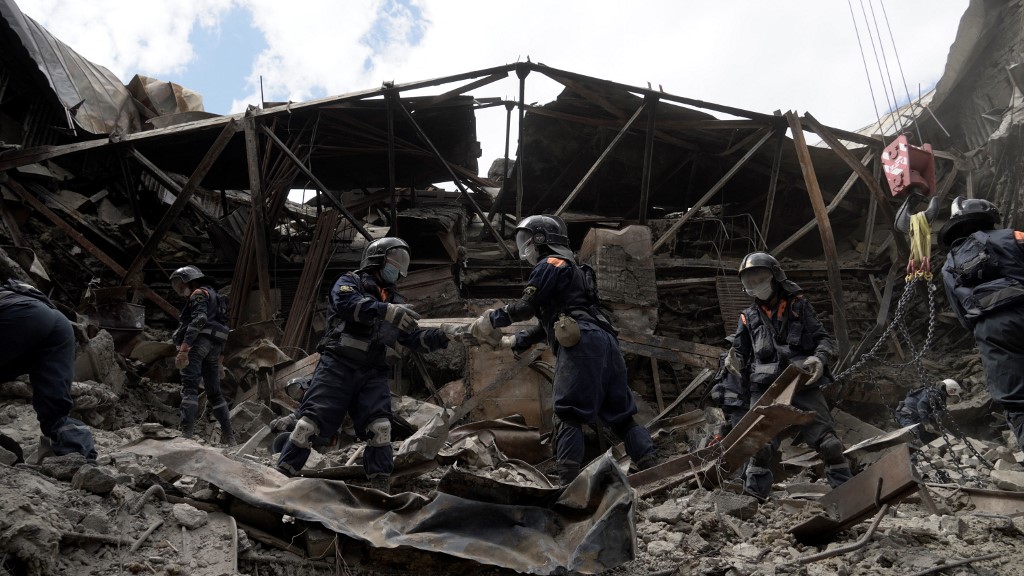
450,348,544,423
121,120,238,286
760,123,785,248
425,72,508,106
801,112,905,257
785,111,850,360
553,101,647,217
2,175,179,318
280,209,338,353
651,128,775,252
645,368,713,427
242,116,274,322
650,357,665,413
773,150,873,255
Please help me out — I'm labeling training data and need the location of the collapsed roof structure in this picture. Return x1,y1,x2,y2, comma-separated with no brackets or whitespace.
2,0,1024,574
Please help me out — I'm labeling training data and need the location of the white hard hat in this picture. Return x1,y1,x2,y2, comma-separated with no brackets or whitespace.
941,378,962,396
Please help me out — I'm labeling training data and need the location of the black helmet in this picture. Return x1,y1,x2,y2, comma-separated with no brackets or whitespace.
360,237,411,272
170,265,207,294
515,215,569,247
938,196,1000,248
738,252,787,283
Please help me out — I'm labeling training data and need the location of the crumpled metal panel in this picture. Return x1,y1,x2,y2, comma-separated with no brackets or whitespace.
125,438,637,574
0,0,141,135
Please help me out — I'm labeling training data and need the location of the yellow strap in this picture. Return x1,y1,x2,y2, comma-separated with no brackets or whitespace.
906,211,933,281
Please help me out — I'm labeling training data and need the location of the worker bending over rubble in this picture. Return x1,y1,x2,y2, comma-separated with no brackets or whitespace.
896,378,961,443
469,214,658,485
275,237,454,493
170,265,234,444
725,252,853,499
939,196,1024,448
0,278,97,461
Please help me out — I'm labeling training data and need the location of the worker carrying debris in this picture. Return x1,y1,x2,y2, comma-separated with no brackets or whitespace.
275,237,454,493
0,278,97,461
896,378,961,443
939,196,1024,448
468,214,658,485
724,251,853,499
170,265,234,444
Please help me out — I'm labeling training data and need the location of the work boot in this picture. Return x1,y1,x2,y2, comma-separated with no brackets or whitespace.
220,423,238,446
369,474,391,494
634,451,658,472
181,418,195,439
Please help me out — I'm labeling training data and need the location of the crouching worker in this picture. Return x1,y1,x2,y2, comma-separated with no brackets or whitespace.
275,238,454,494
896,378,961,443
0,278,96,461
468,215,658,485
169,266,233,444
725,252,853,499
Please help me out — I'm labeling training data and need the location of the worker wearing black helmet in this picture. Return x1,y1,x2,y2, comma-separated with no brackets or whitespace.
468,214,658,485
275,237,454,493
725,251,852,499
939,196,1024,447
169,265,233,444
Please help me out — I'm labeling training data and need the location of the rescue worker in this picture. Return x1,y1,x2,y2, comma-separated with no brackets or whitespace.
169,265,234,444
896,378,961,443
468,215,658,485
939,196,1024,447
708,335,749,443
275,237,453,493
724,252,853,499
0,278,96,461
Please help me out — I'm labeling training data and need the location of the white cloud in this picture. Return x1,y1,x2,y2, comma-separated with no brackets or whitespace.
17,0,235,79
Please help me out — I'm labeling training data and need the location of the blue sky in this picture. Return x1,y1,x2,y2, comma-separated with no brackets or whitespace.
17,0,971,174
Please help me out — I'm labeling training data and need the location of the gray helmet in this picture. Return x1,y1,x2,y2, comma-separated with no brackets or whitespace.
515,214,573,260
738,252,787,283
938,196,1000,248
170,265,206,295
360,237,411,271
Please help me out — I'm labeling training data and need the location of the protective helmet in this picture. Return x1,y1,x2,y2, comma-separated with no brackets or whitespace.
938,196,1000,248
170,265,206,294
738,252,787,282
940,378,962,397
515,214,573,263
360,237,411,276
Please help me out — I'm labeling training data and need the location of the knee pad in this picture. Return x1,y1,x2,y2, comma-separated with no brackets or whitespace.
288,416,319,449
817,433,845,465
367,418,391,447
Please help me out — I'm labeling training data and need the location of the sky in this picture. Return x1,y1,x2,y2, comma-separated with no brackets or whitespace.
16,0,970,181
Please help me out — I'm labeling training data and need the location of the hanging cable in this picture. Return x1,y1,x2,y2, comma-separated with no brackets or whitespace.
847,0,885,130
858,0,903,135
867,0,908,134
878,0,925,143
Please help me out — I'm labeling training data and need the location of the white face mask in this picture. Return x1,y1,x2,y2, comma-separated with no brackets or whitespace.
741,268,775,301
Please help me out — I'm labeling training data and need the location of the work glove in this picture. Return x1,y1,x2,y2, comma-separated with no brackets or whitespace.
384,303,420,333
441,323,477,345
469,309,502,348
270,413,297,433
499,334,517,350
723,347,743,377
175,345,190,370
801,356,824,385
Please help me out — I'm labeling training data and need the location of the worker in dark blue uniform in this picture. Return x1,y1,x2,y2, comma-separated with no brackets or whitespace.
0,278,96,461
725,252,852,499
275,237,452,493
469,215,657,485
170,265,233,444
896,378,961,443
939,196,1024,446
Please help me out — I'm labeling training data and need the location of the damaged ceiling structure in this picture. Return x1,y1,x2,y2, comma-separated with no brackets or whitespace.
2,0,1024,574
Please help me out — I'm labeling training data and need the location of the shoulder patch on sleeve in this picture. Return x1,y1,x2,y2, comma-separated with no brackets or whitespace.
523,285,538,301
337,285,354,293
544,257,567,267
